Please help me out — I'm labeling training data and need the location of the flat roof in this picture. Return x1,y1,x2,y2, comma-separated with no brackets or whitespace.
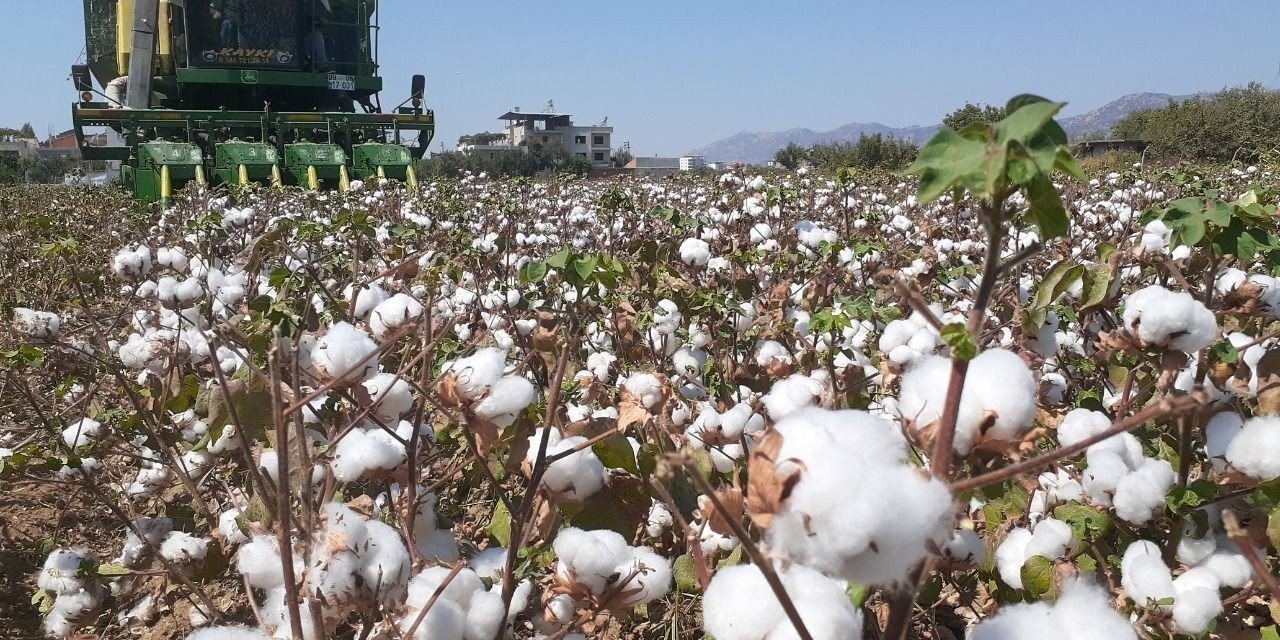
498,112,572,121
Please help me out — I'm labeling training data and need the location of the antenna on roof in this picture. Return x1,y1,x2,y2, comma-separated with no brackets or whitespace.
598,116,608,126
545,99,555,113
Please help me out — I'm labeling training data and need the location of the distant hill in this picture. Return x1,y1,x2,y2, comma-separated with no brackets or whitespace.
687,92,1204,164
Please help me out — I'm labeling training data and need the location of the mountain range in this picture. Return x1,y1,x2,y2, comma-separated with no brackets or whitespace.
687,92,1202,164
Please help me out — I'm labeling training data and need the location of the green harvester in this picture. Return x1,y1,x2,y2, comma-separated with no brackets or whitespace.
71,0,434,202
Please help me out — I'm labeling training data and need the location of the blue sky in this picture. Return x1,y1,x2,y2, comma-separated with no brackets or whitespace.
8,1,1280,155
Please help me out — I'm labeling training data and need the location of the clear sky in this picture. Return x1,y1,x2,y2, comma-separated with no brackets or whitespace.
9,1,1280,155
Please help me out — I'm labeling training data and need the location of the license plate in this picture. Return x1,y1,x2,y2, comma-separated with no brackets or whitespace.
327,74,355,91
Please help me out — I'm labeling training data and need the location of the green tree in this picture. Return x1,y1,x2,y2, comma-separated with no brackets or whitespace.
792,135,918,172
942,102,1007,131
612,147,633,168
773,143,809,170
1111,83,1280,162
19,123,36,139
457,132,507,146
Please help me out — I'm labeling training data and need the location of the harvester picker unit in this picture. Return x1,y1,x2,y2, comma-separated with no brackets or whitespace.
71,0,435,201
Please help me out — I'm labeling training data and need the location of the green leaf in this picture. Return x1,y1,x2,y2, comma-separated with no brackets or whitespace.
571,255,597,283
1052,503,1111,542
96,563,130,576
907,127,1002,202
487,500,512,546
518,261,548,284
846,583,869,607
997,99,1065,147
593,433,640,475
1262,625,1280,640
546,248,572,270
673,554,700,593
717,545,744,570
1080,264,1112,311
940,323,978,361
1209,340,1240,365
1266,505,1280,551
1020,555,1054,598
1023,172,1070,239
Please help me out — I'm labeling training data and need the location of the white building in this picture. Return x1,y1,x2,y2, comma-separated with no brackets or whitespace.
497,109,614,166
679,155,707,171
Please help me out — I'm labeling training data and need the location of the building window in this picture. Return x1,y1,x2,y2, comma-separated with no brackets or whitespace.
592,135,605,146
575,135,587,144
593,151,605,162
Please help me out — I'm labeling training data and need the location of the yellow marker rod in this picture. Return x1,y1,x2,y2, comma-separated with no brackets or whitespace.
376,165,386,180
194,164,206,187
406,165,418,194
339,164,350,192
160,164,172,204
307,166,319,190
237,164,249,185
271,165,283,188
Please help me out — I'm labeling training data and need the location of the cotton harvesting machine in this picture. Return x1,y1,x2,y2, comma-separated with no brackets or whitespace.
71,0,434,201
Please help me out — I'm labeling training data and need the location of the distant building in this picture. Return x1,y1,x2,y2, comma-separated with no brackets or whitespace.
679,155,707,171
1074,139,1147,159
473,109,615,166
625,156,680,176
706,161,734,171
0,138,39,160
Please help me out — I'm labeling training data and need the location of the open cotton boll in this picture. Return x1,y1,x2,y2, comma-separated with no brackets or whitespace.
970,579,1136,640
406,565,484,612
12,307,61,339
188,627,272,640
614,547,673,606
527,429,605,501
218,508,249,545
1139,219,1172,254
1056,408,1111,448
443,348,508,401
360,520,411,603
1121,540,1175,607
45,589,104,639
553,527,633,595
761,374,825,419
363,373,414,423
679,237,711,266
38,548,90,594
1122,285,1217,352
623,372,665,409
940,528,986,566
369,293,425,341
1224,415,1280,481
112,245,152,278
1112,458,1175,524
342,282,390,319
159,531,209,564
62,417,102,449
897,349,1036,454
766,408,950,585
473,375,537,427
702,563,862,640
312,322,379,383
464,589,508,640
995,518,1072,590
331,425,406,483
237,534,301,590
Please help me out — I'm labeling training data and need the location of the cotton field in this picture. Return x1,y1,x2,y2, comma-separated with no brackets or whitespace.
5,104,1280,639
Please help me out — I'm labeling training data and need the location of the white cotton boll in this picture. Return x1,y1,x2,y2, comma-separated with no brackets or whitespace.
766,408,949,585
112,245,153,278
1139,219,1171,254
400,597,465,640
237,535,299,590
188,627,272,640
473,375,537,427
407,566,483,611
312,322,379,383
45,589,102,638
1122,285,1217,352
1112,458,1175,524
1121,540,1175,606
331,426,406,483
343,282,390,319
1056,409,1110,448
646,500,674,538
369,293,425,341
703,563,862,640
159,531,209,564
553,528,633,595
360,520,410,603
624,372,665,409
529,429,605,501
971,579,1136,640
1171,587,1222,635
995,528,1033,589
1024,517,1073,560
62,417,102,449
1224,415,1280,481
897,350,1036,454
761,374,824,419
464,589,507,640
444,348,508,400
416,527,460,563
616,547,672,605
470,547,508,580
940,528,985,566
12,307,61,339
1201,543,1252,588
363,373,414,423
679,237,711,266
38,548,89,594
1038,469,1083,505
218,508,249,545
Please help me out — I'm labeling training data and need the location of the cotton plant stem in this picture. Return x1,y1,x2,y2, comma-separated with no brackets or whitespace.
682,459,814,640
951,392,1208,493
269,338,306,640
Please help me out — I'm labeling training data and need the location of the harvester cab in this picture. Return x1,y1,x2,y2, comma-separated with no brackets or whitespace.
71,0,434,201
